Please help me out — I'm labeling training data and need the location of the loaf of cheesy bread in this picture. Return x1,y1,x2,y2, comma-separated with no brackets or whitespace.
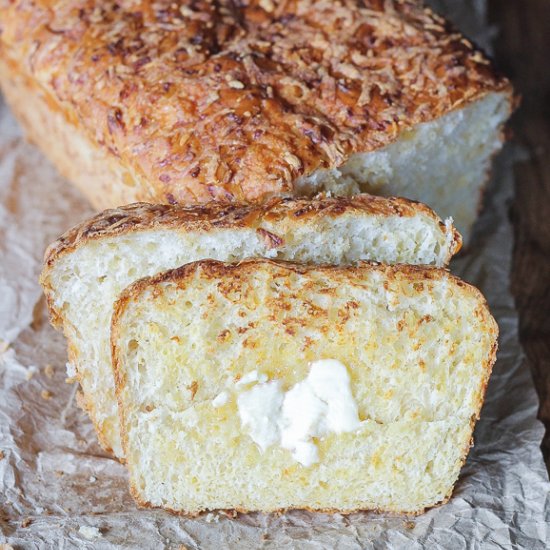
0,0,513,240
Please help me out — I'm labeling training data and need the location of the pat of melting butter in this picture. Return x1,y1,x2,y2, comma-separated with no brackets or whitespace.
236,381,283,451
236,360,360,466
212,391,229,408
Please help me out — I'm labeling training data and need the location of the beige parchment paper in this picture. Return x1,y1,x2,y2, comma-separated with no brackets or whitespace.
1,1,549,548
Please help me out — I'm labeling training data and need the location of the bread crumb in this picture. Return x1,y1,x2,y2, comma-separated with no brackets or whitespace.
259,0,275,12
0,544,15,550
78,525,102,540
228,79,245,89
41,390,52,400
0,340,9,355
66,361,77,378
283,151,302,170
65,377,77,384
405,520,416,529
0,450,5,460
25,366,38,380
21,517,32,528
204,512,219,523
187,381,198,400
44,364,55,378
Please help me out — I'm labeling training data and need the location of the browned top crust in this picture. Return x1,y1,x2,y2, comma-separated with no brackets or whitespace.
0,0,511,204
115,257,495,315
41,194,461,267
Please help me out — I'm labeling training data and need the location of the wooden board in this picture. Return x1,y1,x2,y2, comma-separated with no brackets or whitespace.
489,0,550,469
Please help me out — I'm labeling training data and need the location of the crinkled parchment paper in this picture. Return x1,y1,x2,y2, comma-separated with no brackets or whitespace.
1,2,549,548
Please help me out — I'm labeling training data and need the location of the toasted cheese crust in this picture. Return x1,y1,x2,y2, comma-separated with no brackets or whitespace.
112,259,498,515
0,0,511,204
42,194,460,274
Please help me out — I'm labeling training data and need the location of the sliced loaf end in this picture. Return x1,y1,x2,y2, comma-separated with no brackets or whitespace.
113,260,497,514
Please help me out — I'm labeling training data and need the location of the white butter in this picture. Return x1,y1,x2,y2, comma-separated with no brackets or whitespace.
236,370,268,386
236,359,360,466
237,381,284,451
78,525,102,540
212,391,229,408
66,361,77,378
280,359,361,466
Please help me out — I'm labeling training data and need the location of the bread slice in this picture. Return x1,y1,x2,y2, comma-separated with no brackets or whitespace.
112,260,498,515
0,1,513,240
40,196,461,458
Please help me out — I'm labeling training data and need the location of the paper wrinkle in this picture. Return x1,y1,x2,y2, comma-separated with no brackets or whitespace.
1,1,550,547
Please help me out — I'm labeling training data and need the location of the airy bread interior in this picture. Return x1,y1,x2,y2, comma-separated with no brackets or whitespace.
41,199,459,457
113,260,497,514
297,92,511,242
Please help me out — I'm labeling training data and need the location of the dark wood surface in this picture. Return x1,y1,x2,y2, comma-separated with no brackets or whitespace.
489,0,550,470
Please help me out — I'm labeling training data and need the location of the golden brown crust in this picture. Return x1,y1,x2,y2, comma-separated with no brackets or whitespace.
42,194,460,264
113,258,494,323
0,0,512,205
111,258,498,516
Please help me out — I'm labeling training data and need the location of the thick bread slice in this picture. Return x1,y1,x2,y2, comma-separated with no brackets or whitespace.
0,1,513,240
40,196,461,458
112,260,498,515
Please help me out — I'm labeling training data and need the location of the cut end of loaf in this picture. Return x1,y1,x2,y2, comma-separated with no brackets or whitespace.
113,260,498,514
296,91,512,242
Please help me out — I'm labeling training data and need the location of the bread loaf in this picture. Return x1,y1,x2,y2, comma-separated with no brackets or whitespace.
0,0,512,240
112,259,497,514
40,195,460,457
